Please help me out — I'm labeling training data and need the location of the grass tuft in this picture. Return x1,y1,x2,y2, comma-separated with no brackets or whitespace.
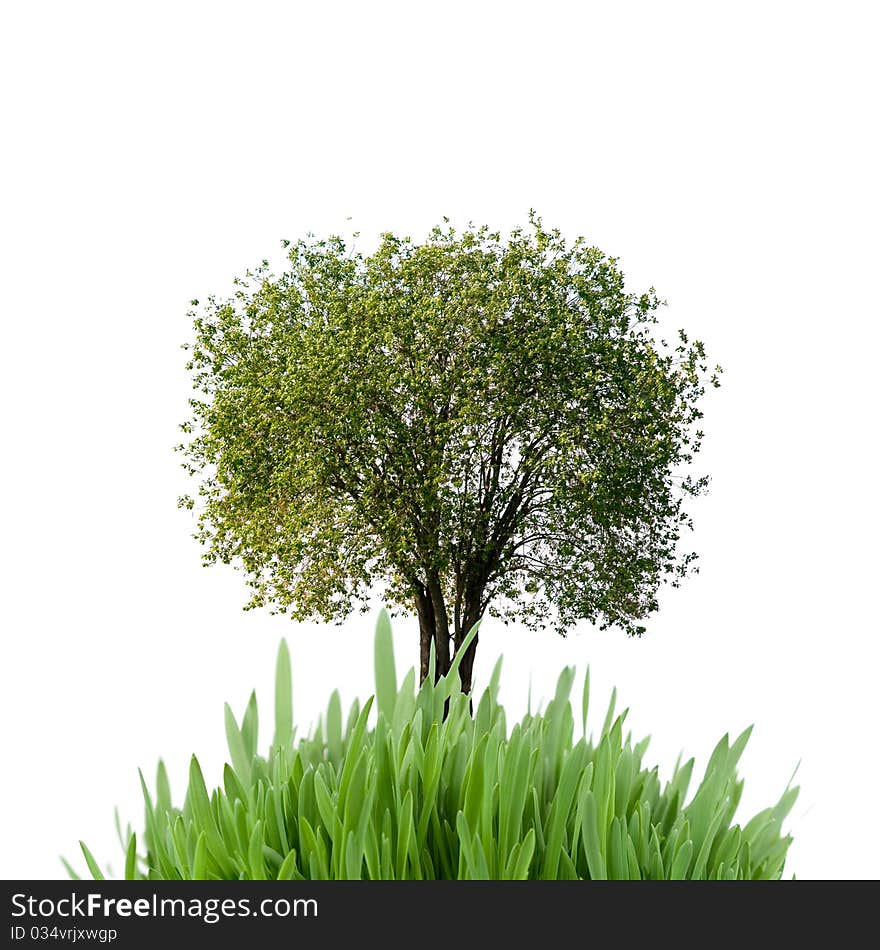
68,611,797,880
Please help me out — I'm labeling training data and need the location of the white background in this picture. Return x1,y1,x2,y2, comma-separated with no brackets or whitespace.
2,1,877,880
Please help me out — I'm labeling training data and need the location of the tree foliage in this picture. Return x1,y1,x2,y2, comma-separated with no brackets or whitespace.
178,214,720,688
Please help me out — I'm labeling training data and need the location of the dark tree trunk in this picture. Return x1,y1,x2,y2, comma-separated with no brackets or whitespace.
426,574,451,680
416,577,485,695
455,601,483,694
414,587,435,683
415,580,452,684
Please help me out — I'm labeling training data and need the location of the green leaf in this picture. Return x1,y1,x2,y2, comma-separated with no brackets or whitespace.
124,833,137,880
188,755,233,877
224,704,252,787
541,749,582,879
345,831,363,880
313,770,338,842
156,760,172,814
456,812,490,880
273,639,293,749
395,790,414,880
277,849,302,881
247,821,266,880
581,791,607,880
670,839,694,880
374,609,397,723
241,691,259,761
325,689,343,765
581,667,591,737
601,687,617,738
79,841,104,881
191,832,208,880
512,828,535,880
138,768,174,880
223,762,248,804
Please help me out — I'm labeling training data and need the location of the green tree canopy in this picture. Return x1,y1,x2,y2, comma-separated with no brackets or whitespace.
178,215,720,691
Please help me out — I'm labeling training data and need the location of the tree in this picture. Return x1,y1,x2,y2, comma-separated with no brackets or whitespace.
177,214,720,693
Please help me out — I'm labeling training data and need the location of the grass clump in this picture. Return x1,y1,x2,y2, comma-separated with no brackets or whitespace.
70,612,797,880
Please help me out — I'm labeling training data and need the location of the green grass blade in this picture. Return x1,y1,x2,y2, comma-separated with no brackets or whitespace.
224,704,252,787
240,691,259,761
79,841,105,880
443,620,481,697
512,828,535,879
191,831,208,880
277,849,301,881
581,667,590,737
374,609,398,723
124,833,137,880
273,639,293,749
156,761,172,814
77,611,798,882
188,755,234,877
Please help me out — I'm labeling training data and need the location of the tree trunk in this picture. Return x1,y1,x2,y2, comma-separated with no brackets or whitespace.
454,601,484,695
417,578,483,695
415,580,452,684
426,574,451,681
414,587,435,683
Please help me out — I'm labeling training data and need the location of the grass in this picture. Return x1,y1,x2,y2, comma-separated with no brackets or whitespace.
68,611,797,880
